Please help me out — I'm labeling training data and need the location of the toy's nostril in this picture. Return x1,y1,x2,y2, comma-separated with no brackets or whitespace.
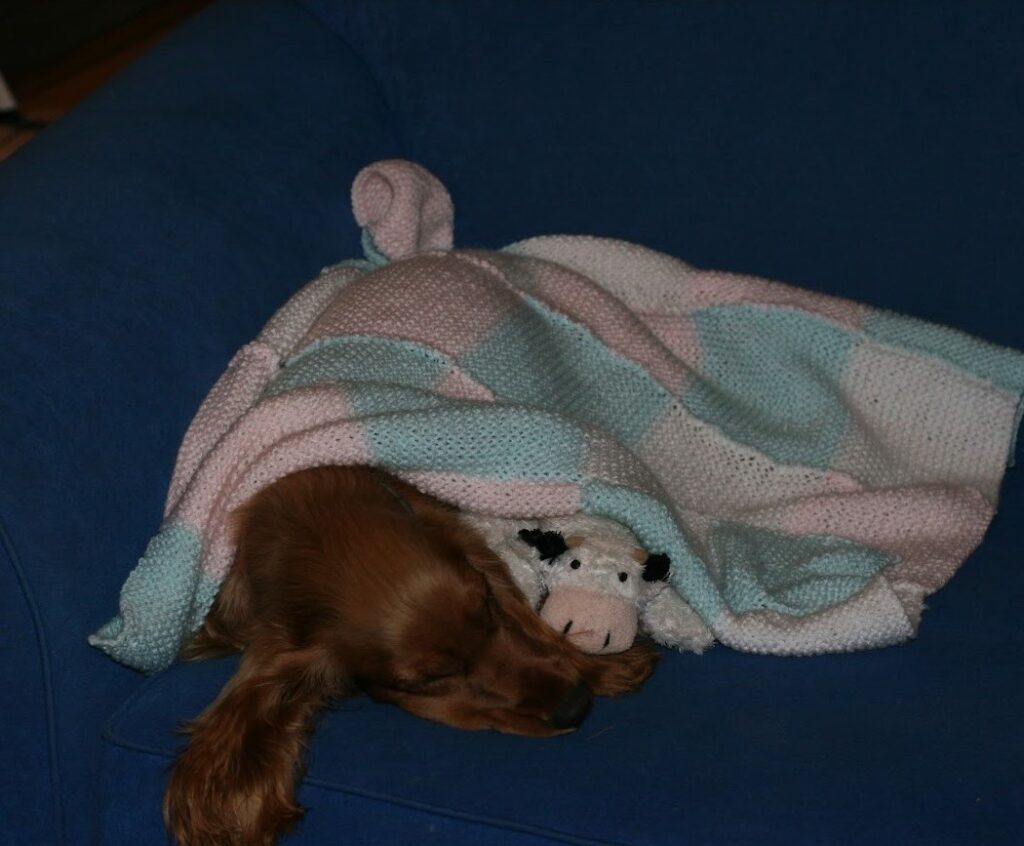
618,572,628,582
603,632,611,649
563,620,573,634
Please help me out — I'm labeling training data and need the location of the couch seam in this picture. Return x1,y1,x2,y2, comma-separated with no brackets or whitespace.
284,0,409,158
102,702,629,846
0,513,65,846
299,776,631,846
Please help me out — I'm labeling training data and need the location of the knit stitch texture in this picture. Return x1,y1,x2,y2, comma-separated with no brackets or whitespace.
91,160,1024,672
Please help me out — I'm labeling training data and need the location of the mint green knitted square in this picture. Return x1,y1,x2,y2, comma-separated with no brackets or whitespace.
460,305,671,446
683,305,856,468
708,522,895,617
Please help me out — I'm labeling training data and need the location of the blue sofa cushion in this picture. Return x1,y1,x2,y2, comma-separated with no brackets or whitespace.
103,504,1024,846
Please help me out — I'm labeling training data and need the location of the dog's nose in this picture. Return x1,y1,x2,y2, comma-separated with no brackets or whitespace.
549,681,593,730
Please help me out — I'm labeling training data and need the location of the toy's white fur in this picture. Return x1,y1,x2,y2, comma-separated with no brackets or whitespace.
463,513,713,654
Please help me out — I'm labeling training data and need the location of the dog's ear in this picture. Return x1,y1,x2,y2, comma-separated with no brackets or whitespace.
518,528,568,562
571,642,660,696
642,553,671,582
164,643,345,845
460,532,566,643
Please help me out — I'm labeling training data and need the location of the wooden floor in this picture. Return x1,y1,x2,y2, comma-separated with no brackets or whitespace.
1,0,212,162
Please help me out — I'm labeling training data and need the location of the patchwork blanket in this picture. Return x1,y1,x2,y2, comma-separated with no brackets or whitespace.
91,160,1024,673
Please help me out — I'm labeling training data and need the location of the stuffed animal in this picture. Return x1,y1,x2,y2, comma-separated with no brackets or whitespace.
463,513,713,655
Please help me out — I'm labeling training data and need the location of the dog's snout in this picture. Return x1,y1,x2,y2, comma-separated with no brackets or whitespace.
549,681,593,730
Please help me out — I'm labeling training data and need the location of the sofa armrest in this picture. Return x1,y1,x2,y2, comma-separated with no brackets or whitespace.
0,1,398,841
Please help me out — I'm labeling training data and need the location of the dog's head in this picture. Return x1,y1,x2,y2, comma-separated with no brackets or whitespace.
333,512,657,735
204,467,658,739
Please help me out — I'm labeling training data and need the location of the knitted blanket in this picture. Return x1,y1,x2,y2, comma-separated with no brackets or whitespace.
91,160,1024,673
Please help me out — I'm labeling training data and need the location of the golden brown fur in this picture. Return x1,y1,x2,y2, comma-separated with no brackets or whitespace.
164,465,657,845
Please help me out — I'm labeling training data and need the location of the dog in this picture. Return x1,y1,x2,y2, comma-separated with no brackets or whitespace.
163,465,658,845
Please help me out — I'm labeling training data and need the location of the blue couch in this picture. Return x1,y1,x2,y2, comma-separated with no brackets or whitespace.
2,1,1021,843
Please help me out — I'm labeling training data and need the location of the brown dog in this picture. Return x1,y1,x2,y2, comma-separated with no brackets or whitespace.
163,465,658,845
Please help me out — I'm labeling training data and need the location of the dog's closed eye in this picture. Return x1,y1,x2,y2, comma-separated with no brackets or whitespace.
378,670,455,696
392,655,469,692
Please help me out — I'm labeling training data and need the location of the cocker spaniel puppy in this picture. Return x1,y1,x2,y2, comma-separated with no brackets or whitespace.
164,465,657,845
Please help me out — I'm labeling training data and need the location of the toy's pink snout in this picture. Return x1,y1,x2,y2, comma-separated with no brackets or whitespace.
540,587,637,654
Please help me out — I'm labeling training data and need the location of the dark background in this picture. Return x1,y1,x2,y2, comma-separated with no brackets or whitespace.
1,1,163,81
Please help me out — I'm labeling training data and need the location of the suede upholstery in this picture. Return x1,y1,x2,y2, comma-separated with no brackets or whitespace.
1,1,1020,843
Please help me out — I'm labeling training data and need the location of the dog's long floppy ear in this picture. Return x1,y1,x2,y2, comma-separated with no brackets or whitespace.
164,641,347,845
518,528,568,561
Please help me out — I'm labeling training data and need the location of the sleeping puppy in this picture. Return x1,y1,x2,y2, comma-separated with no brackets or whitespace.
164,465,657,846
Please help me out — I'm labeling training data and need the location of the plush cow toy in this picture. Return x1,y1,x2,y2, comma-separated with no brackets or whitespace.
463,513,713,655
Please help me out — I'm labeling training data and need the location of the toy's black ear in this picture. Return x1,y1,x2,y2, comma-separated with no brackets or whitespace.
518,528,568,562
642,552,671,582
